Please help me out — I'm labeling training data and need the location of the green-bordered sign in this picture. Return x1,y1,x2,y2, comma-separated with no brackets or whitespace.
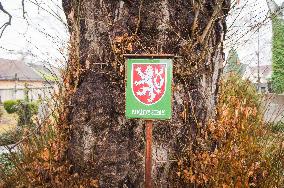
125,57,173,119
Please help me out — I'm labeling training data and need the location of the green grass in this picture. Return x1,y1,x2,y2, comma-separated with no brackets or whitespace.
0,106,17,135
0,106,19,146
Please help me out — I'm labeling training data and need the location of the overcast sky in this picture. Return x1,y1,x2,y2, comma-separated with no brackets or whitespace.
0,0,283,67
226,0,284,66
0,0,68,67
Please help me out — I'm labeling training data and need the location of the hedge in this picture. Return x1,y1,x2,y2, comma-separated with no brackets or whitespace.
271,16,284,93
3,100,18,114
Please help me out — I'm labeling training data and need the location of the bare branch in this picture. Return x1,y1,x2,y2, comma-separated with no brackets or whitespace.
22,0,27,18
0,2,12,38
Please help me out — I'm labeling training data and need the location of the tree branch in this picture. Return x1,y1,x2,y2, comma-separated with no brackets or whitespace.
22,0,26,19
0,2,12,38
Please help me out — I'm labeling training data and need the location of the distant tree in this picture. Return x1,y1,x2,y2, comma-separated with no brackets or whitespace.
224,48,246,76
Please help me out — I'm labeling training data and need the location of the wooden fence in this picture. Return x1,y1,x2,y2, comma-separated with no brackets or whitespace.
263,94,284,123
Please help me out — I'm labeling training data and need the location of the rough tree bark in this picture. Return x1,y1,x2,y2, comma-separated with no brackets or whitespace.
62,0,230,187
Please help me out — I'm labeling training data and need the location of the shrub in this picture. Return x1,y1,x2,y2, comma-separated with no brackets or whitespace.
3,99,38,127
268,122,284,133
29,101,39,115
0,94,99,187
0,116,99,187
0,107,3,118
0,130,22,146
3,100,18,114
175,74,284,187
16,100,39,127
271,16,284,94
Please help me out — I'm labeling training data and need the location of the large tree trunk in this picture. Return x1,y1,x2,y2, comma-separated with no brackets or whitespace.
62,0,230,187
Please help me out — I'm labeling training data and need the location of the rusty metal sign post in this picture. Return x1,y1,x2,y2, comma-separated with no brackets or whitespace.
124,54,173,188
145,120,153,188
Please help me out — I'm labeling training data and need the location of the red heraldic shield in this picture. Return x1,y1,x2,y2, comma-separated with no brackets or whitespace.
132,63,167,105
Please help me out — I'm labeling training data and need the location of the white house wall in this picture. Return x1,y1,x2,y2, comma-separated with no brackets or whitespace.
0,80,56,102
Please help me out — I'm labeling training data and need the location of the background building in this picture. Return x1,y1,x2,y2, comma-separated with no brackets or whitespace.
0,58,58,102
243,65,272,92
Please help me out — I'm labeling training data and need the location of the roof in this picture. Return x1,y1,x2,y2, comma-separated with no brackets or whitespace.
0,58,43,81
243,65,272,84
28,63,60,81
